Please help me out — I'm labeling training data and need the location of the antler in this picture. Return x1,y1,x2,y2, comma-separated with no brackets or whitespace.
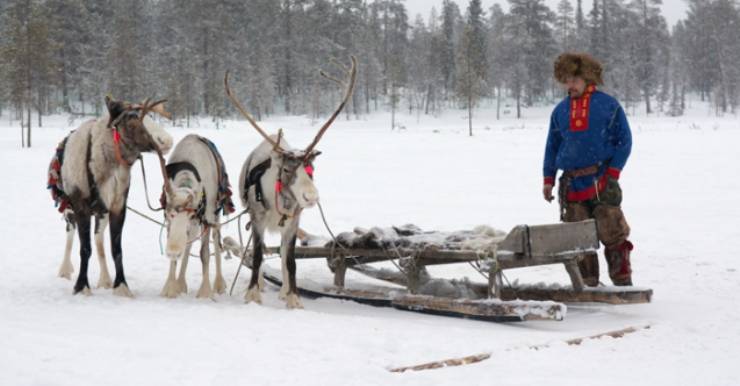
304,55,358,158
224,71,285,152
138,98,172,120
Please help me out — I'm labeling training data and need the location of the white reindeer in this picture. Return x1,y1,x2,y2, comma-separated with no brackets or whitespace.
49,97,173,296
159,134,235,299
224,56,357,309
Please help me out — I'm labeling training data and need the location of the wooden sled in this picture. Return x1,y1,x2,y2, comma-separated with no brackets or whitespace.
238,220,652,322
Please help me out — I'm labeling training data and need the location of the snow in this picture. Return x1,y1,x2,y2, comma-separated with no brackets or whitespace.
1,102,739,385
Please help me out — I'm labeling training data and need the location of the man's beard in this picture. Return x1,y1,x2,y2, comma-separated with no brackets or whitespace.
568,88,583,98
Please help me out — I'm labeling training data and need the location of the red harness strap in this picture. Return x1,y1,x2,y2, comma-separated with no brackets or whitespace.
111,127,131,167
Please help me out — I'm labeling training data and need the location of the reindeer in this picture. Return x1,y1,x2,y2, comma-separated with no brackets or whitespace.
224,56,357,309
48,97,173,296
158,134,235,299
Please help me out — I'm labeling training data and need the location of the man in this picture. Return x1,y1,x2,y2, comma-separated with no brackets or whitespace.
542,52,634,286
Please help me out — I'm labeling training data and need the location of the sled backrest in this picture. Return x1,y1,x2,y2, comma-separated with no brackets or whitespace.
498,220,599,258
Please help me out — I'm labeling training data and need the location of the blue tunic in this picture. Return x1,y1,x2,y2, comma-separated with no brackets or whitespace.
543,90,632,201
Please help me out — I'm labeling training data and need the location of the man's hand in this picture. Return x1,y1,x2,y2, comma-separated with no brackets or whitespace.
543,184,554,203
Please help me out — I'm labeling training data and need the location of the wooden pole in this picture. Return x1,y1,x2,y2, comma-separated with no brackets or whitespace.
389,325,651,373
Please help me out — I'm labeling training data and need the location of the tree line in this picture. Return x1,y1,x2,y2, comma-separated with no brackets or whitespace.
1,0,739,145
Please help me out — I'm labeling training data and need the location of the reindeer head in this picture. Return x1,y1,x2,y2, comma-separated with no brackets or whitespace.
164,184,201,260
271,147,321,209
225,56,357,211
105,96,174,156
156,161,204,260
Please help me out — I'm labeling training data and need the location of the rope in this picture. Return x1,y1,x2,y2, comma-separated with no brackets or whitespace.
137,155,164,212
127,205,164,226
126,204,247,228
317,201,365,268
229,232,253,296
220,209,248,226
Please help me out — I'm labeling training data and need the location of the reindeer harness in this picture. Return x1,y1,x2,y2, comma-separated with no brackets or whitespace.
47,128,110,216
160,136,236,225
244,155,314,226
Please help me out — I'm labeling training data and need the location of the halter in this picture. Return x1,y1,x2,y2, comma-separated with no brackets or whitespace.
109,116,133,167
273,156,315,226
163,185,206,223
108,108,149,168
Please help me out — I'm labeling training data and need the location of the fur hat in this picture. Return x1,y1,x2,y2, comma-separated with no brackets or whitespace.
553,52,604,85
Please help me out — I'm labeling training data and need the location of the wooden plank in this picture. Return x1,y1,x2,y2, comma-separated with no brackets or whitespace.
389,325,651,373
391,295,565,322
497,220,599,256
564,261,585,291
497,286,653,305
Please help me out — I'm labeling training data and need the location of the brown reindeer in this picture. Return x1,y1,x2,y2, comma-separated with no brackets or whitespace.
49,97,173,296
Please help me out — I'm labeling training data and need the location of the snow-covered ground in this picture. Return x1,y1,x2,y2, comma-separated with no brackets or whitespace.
1,101,738,385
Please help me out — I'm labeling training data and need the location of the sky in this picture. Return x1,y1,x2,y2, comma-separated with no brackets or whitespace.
404,0,689,28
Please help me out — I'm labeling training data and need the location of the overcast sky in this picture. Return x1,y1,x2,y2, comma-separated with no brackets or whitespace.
404,0,688,29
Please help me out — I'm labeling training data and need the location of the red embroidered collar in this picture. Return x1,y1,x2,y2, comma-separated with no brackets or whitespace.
569,85,596,132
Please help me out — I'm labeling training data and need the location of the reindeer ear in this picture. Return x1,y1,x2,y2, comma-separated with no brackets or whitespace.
105,95,126,121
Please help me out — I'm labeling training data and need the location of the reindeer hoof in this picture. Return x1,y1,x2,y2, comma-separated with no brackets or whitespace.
58,263,74,279
213,275,227,295
73,287,92,296
196,283,212,299
244,287,262,304
285,294,303,309
160,279,181,298
278,285,289,301
97,272,113,289
113,284,134,298
177,278,188,294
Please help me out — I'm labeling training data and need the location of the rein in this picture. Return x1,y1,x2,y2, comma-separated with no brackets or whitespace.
138,155,165,212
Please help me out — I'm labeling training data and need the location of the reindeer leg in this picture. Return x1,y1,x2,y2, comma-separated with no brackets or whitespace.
212,226,227,295
58,211,76,279
245,229,263,304
109,208,133,298
73,214,92,295
94,214,112,289
283,232,302,309
196,226,212,299
160,259,180,298
278,239,290,301
176,243,192,294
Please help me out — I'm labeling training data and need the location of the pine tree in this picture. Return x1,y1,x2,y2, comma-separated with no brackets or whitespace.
555,0,575,51
487,4,507,119
508,0,556,106
0,0,54,147
628,0,669,114
440,0,461,100
456,0,487,136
